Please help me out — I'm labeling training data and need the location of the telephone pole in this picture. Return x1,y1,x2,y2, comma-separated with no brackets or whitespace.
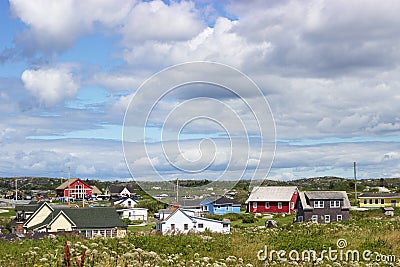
354,162,357,201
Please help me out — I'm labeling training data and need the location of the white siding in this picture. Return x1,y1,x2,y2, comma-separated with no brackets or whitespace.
49,213,73,232
118,208,148,221
158,209,230,235
24,204,53,229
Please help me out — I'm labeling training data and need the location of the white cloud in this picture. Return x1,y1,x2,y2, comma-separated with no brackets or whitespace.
121,0,204,43
10,0,133,53
21,67,79,107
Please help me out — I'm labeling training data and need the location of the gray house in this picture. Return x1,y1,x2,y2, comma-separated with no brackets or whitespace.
296,191,350,223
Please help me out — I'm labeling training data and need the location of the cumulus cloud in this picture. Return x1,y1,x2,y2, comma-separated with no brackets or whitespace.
10,0,132,54
21,67,79,106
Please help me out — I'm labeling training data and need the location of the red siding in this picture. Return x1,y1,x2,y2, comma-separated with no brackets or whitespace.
249,190,299,214
62,178,93,199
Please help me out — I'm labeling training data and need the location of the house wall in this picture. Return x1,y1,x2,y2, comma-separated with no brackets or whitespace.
24,204,53,229
116,198,137,208
49,214,73,232
213,205,240,215
249,201,290,213
63,180,92,199
119,209,148,221
158,210,195,234
359,197,400,208
298,199,350,223
194,217,230,233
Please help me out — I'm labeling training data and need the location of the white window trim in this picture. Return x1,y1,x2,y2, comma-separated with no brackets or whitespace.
314,201,324,208
337,215,342,221
253,202,257,209
265,202,270,208
330,200,340,208
278,202,282,209
298,216,303,222
324,215,330,223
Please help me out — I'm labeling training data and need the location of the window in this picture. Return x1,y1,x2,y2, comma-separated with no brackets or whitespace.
330,200,340,208
375,199,379,204
363,199,367,204
324,215,330,223
184,224,189,230
381,199,385,205
291,202,295,209
391,200,397,207
314,201,324,208
337,215,342,221
226,206,229,210
127,201,132,207
265,202,270,208
311,215,318,223
198,223,204,228
369,199,372,204
278,202,282,209
203,205,208,211
298,216,303,222
223,223,229,228
171,224,175,230
253,202,257,209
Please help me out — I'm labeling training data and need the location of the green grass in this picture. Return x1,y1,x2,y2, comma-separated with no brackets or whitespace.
1,211,400,266
0,208,15,218
127,223,156,233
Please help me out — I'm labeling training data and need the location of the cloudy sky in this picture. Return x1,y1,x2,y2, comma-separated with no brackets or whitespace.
1,0,400,181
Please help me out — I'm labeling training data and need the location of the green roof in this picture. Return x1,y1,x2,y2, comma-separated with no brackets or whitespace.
27,205,127,231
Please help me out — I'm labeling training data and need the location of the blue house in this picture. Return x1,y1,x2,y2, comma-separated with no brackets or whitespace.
200,196,241,215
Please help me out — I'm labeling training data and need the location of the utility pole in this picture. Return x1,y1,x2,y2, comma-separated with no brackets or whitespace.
68,166,71,206
176,179,179,203
354,162,357,202
15,178,18,202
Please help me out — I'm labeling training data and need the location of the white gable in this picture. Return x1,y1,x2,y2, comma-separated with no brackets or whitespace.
48,212,75,232
115,197,137,208
24,203,53,229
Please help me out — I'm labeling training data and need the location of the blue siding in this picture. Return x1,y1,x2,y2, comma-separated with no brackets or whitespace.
201,199,240,215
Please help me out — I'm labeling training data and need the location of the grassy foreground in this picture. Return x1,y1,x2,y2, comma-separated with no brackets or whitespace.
1,211,400,266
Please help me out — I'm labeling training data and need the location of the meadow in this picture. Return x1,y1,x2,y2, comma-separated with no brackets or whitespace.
1,210,400,266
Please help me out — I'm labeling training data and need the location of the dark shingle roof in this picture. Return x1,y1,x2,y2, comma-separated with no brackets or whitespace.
15,204,40,213
213,196,241,205
62,207,126,229
108,185,135,194
358,192,400,198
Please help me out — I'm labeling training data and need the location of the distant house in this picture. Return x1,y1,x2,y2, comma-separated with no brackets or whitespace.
156,209,230,235
177,199,202,214
114,197,138,208
91,186,102,197
200,196,241,215
246,186,298,214
358,192,400,208
56,178,93,200
15,202,127,237
117,208,148,222
14,201,41,222
105,185,135,198
296,191,350,223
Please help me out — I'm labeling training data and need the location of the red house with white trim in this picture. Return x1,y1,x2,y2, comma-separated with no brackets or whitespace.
246,186,298,214
56,178,93,200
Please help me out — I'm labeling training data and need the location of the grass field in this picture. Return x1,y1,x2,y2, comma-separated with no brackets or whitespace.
1,210,400,266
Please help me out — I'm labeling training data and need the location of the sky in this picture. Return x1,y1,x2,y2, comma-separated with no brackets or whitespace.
1,0,400,182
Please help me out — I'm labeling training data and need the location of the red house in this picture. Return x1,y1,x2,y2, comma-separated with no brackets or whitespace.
246,186,298,214
56,178,93,200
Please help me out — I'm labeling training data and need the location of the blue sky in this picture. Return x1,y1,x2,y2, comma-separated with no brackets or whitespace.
2,0,400,181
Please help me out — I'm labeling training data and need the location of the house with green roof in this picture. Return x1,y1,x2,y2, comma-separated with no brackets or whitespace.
16,202,127,238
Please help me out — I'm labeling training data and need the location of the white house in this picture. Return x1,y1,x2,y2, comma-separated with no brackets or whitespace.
114,197,137,208
117,208,148,222
156,209,230,235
